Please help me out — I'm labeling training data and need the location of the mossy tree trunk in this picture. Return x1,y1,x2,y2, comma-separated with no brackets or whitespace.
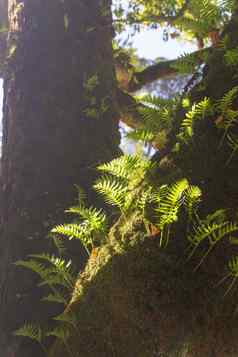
0,1,120,356
50,11,238,357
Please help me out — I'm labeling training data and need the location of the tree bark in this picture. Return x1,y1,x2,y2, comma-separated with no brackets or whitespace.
0,1,120,356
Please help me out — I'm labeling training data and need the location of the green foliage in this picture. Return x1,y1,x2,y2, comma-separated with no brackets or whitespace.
15,253,75,306
13,1,238,351
52,206,107,255
224,47,238,66
179,97,213,141
94,154,153,213
15,149,238,351
126,94,177,147
171,51,201,74
14,324,47,354
226,133,238,164
113,0,230,44
14,323,43,344
215,86,238,114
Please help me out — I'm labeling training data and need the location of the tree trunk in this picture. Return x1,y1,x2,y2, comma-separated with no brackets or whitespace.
0,1,120,356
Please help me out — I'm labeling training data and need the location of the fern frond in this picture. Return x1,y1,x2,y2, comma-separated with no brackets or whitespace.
180,97,212,139
94,175,127,210
52,223,93,254
224,48,238,67
97,155,148,180
216,86,238,114
14,323,43,344
42,291,68,305
126,128,155,144
184,185,202,218
15,260,49,280
171,52,199,74
66,205,107,232
138,94,176,109
228,256,238,277
54,311,79,330
226,133,238,164
29,254,75,289
188,220,238,247
155,179,189,244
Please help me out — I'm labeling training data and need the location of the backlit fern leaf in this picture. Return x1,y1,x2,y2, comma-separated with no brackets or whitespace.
94,175,127,210
52,223,92,254
155,179,189,244
97,154,149,180
66,205,107,232
126,128,155,144
180,97,212,139
171,51,199,74
184,185,202,218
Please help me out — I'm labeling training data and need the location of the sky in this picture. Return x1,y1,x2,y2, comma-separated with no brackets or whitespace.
125,28,196,60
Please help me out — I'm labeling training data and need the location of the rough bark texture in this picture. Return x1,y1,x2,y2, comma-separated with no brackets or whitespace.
0,1,120,356
0,0,7,76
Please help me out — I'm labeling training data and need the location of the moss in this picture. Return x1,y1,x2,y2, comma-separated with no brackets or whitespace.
49,220,238,357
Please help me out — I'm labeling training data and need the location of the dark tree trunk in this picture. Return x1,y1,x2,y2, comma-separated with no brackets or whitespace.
0,1,120,356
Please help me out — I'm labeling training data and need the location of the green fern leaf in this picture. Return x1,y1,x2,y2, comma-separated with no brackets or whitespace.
14,323,43,344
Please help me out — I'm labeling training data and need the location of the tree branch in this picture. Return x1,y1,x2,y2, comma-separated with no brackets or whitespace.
123,47,212,93
116,89,144,130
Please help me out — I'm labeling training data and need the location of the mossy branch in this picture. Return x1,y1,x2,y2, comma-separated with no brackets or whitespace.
117,47,212,93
